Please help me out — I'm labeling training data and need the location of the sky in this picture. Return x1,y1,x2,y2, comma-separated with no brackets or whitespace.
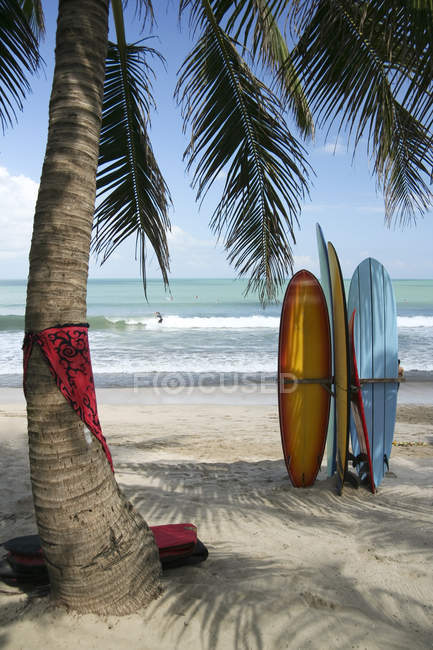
0,3,432,281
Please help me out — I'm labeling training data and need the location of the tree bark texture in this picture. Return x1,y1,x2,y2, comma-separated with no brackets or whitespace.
24,0,161,614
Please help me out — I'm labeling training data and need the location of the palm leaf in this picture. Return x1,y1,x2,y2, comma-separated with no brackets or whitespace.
393,1,433,132
177,0,310,302
221,0,314,138
376,102,432,221
20,0,45,38
0,0,41,131
292,0,433,224
183,0,314,138
92,31,171,291
122,0,155,29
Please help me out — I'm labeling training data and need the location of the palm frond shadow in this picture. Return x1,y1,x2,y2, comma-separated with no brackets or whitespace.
0,583,57,650
117,456,433,557
139,550,432,650
0,439,36,542
0,436,432,647
118,458,335,532
117,454,433,649
157,553,281,650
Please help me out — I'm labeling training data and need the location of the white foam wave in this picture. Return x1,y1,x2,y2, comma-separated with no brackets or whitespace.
107,314,433,330
399,358,433,372
93,360,277,374
107,314,280,330
397,316,433,328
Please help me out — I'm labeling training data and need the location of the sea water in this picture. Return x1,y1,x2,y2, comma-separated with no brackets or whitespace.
0,278,432,387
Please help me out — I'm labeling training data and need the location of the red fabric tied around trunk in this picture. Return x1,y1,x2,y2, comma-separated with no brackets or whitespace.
23,324,113,471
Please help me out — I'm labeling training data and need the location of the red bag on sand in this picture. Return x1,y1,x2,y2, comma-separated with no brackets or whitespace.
151,523,197,558
0,524,208,586
151,523,208,566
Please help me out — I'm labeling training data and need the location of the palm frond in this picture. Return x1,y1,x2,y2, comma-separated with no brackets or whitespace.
20,0,45,38
222,0,314,138
292,0,433,224
0,0,41,131
377,103,433,224
92,37,171,292
122,0,155,30
176,0,310,303
393,1,433,132
182,0,314,138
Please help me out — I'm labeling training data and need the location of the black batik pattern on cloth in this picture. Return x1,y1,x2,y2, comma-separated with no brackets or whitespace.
23,324,113,471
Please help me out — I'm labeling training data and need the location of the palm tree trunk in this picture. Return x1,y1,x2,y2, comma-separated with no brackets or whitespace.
24,0,161,614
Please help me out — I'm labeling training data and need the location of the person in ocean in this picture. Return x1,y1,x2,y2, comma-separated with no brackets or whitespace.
155,311,163,324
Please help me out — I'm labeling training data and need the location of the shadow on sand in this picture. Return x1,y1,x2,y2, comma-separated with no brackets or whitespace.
113,454,433,649
1,444,432,648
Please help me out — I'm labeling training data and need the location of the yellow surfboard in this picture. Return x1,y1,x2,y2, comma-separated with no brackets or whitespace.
327,243,350,495
278,270,332,487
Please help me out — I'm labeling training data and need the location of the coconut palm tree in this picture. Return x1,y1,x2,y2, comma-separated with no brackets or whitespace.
23,0,164,615
1,0,432,615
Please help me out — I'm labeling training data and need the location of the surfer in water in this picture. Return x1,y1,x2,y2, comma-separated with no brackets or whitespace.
155,311,163,324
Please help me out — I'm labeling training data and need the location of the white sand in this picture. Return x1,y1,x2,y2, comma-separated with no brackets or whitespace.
0,388,432,649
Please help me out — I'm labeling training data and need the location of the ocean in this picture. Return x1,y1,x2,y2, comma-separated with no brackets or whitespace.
0,278,432,388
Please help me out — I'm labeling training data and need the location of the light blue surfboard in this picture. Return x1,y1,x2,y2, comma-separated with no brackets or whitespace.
316,223,336,477
348,258,398,489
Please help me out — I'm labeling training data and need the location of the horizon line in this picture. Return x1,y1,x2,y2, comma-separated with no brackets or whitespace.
1,276,432,282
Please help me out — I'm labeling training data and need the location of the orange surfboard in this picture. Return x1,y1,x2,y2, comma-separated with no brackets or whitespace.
278,270,332,487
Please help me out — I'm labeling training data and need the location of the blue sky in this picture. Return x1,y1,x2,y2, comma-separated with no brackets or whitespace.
0,3,432,280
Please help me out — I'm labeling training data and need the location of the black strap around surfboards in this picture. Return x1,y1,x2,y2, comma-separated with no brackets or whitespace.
360,377,404,384
282,377,333,386
282,377,334,395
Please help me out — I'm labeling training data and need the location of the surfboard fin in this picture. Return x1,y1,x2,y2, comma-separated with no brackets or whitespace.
343,470,360,489
384,454,390,472
348,452,368,468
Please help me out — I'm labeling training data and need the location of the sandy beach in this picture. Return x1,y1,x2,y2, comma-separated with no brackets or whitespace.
0,384,432,649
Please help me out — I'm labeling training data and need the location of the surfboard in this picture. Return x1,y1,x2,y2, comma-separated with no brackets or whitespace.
327,243,351,495
348,258,398,489
349,310,375,493
316,223,337,477
278,270,332,487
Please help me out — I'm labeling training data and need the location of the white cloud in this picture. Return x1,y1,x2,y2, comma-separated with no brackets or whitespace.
317,140,346,156
294,254,316,270
354,205,384,214
167,224,216,250
215,170,227,181
390,258,408,271
88,223,233,279
303,201,383,216
164,225,233,276
302,202,348,213
0,167,38,263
